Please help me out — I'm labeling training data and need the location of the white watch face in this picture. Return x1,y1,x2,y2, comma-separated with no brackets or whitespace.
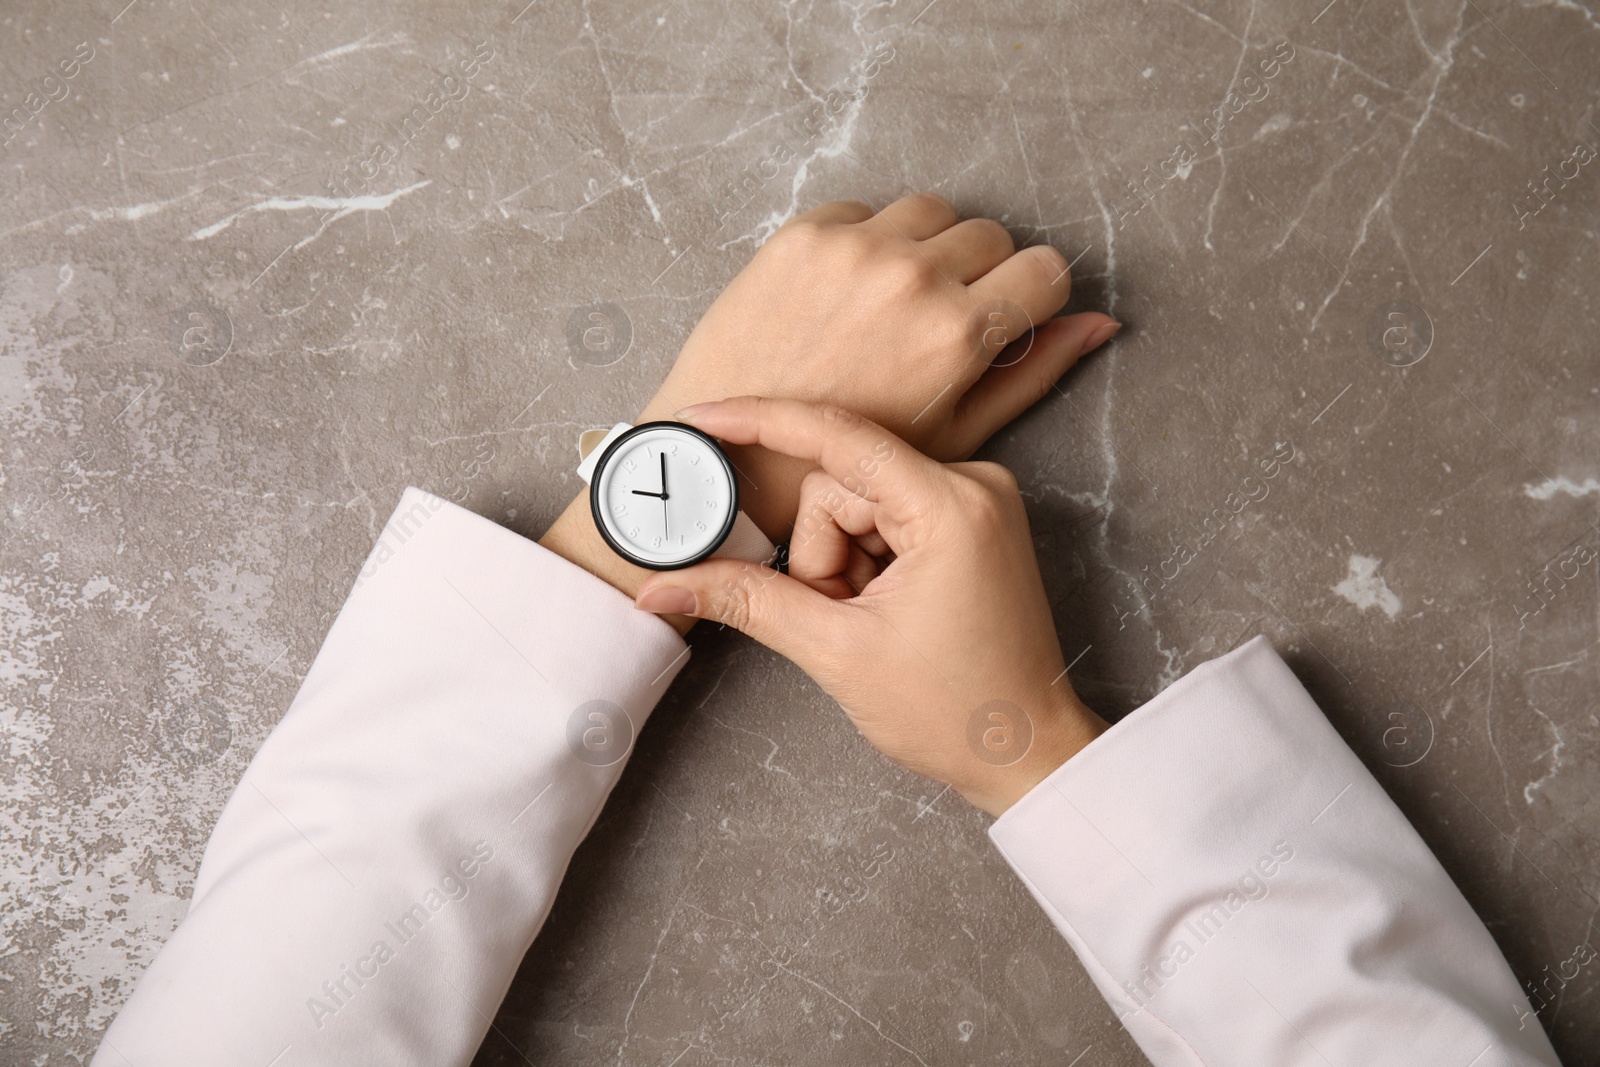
591,424,738,569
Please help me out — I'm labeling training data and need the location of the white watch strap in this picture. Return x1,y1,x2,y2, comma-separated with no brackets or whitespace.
718,510,778,566
576,423,778,566
576,422,632,486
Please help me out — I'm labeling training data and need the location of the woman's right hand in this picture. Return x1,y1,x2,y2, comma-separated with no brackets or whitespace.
633,397,1108,817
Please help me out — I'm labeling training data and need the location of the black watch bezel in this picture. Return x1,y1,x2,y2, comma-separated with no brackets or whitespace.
588,421,741,571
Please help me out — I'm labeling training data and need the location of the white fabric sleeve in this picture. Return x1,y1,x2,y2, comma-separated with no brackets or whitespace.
989,635,1561,1067
92,487,690,1067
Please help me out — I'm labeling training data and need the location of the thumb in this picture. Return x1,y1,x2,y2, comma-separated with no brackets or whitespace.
635,559,843,666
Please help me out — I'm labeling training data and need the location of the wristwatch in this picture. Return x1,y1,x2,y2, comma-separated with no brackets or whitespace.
576,421,777,570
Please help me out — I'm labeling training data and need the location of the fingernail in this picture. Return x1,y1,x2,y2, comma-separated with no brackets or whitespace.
1084,321,1122,353
635,586,698,615
674,402,716,421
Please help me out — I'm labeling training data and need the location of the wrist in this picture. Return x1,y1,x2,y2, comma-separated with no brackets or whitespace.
538,494,698,636
957,691,1108,818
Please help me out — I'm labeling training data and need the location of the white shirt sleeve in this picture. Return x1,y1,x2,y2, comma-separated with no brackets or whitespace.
96,487,1561,1067
989,635,1562,1067
93,488,690,1067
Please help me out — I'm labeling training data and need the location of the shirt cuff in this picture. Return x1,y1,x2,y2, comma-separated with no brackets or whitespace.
96,487,690,1067
989,636,1558,1067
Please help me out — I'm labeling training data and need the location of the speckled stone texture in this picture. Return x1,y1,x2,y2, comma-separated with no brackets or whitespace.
2,0,1597,1063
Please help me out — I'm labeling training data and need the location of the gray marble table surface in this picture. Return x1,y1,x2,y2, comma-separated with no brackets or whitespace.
1,1,1596,1064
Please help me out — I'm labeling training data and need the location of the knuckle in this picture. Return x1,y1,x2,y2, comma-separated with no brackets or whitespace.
961,298,1032,363
741,566,789,630
1032,367,1056,404
943,309,983,356
905,191,955,216
881,251,939,292
949,463,1021,531
968,460,1021,495
1025,244,1069,287
973,217,1015,254
799,467,836,500
765,218,826,258
776,216,825,243
710,567,761,630
751,395,786,426
794,471,840,540
817,402,867,436
815,227,874,273
968,491,1012,533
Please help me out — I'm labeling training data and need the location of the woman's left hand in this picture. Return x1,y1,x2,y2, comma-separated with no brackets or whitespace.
542,193,1117,628
633,192,1119,537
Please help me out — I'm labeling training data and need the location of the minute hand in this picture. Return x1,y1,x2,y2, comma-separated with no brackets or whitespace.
659,452,670,538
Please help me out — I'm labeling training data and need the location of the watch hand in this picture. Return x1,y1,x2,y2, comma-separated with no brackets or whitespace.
659,451,667,497
631,489,665,498
661,495,669,539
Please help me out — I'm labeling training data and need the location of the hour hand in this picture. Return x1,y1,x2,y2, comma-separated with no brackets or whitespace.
631,488,665,498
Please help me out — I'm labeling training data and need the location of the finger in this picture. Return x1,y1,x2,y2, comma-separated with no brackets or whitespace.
789,470,883,593
676,397,944,522
963,297,1039,378
841,541,883,596
635,560,841,670
921,218,1015,284
789,500,854,596
790,199,874,226
868,191,959,241
950,314,1120,457
853,528,891,557
968,244,1074,331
